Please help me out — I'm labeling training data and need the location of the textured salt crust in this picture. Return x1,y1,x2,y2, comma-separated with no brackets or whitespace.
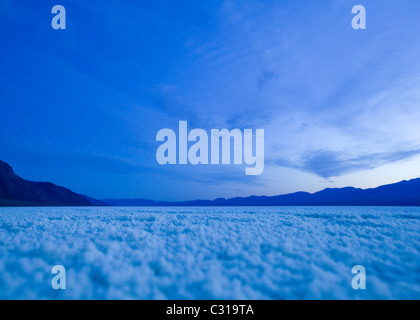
0,206,419,299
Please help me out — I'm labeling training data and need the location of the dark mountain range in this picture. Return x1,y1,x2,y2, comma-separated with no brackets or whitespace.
103,178,420,206
0,160,91,206
2,159,420,207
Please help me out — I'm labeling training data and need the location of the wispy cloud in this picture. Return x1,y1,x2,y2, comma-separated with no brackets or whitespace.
299,149,420,179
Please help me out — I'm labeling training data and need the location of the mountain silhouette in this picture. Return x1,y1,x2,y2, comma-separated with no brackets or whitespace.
2,159,420,207
0,160,91,206
103,179,420,206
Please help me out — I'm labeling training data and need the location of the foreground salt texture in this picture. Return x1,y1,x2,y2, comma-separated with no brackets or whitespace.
0,206,419,299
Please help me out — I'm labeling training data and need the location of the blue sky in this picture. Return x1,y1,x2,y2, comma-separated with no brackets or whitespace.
1,0,420,201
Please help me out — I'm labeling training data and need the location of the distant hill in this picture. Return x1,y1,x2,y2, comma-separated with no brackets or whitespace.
0,160,91,206
2,159,420,207
80,194,106,206
103,179,420,206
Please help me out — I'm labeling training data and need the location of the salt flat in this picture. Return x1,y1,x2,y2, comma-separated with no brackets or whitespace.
0,206,419,299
